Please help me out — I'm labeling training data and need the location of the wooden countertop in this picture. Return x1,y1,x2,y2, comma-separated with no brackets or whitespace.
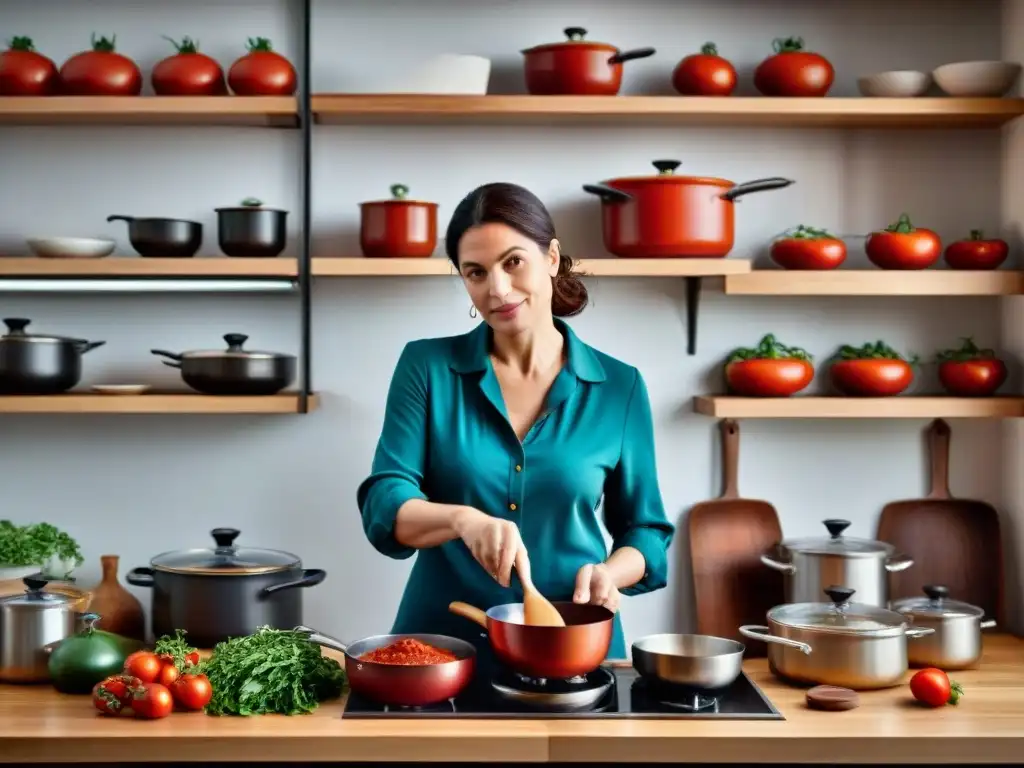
0,635,1021,764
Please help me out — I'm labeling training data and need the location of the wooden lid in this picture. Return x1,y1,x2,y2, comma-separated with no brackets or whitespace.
806,685,860,711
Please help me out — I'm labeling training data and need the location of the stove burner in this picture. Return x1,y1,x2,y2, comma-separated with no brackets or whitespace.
382,699,457,714
492,666,614,711
656,693,719,712
632,677,725,712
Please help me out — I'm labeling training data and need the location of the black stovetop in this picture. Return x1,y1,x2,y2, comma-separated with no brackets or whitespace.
342,666,783,720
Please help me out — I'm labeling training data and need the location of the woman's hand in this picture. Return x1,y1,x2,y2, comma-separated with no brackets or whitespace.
573,563,621,613
452,507,528,588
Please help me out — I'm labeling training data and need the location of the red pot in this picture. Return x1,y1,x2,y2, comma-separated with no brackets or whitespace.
521,27,655,96
359,184,438,259
582,160,794,258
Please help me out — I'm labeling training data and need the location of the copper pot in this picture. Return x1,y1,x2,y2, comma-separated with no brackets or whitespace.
582,160,794,258
359,184,438,259
449,600,612,679
521,27,655,96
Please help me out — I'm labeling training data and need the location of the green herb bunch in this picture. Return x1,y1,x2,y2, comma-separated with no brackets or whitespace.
0,521,83,575
934,337,999,363
834,340,919,365
726,333,812,363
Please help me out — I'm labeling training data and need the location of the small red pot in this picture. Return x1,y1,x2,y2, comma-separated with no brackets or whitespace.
359,184,438,259
521,27,655,96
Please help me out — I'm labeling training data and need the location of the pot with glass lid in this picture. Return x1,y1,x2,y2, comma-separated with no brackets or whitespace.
891,585,997,670
739,586,935,690
0,577,82,683
761,518,914,607
126,528,325,648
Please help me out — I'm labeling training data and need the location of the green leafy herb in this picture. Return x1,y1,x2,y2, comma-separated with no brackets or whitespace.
154,629,198,672
782,224,839,240
201,627,346,716
0,521,83,575
726,333,812,363
935,337,999,364
833,340,919,365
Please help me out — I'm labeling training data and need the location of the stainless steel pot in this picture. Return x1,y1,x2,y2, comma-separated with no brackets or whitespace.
761,519,913,607
0,577,80,683
0,318,105,395
891,585,996,670
739,585,934,690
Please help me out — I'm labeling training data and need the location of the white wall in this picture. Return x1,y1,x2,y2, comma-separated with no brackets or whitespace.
0,0,1015,645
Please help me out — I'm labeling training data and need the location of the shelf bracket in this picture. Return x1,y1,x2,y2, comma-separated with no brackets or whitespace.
685,276,701,355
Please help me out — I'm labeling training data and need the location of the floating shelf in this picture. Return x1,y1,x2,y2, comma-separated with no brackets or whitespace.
0,97,298,128
310,257,750,277
0,393,318,414
693,396,1024,419
0,258,298,278
312,95,1024,128
724,270,1024,296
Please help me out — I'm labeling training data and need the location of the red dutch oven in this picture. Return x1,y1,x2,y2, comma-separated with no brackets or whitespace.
359,184,438,259
582,160,794,258
521,27,655,96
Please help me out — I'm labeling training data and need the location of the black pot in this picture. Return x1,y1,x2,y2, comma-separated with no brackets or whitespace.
150,333,296,395
125,528,326,648
215,198,288,258
107,214,203,259
0,318,105,395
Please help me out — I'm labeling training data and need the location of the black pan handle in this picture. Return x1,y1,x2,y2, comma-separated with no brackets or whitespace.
582,183,632,204
259,569,327,597
75,341,106,355
608,47,656,65
126,567,155,588
151,348,184,362
106,215,136,224
721,177,794,202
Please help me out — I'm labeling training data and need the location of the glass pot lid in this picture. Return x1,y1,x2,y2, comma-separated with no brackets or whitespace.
779,518,894,558
150,528,300,576
0,577,77,610
768,586,909,637
891,585,985,619
179,334,291,361
0,318,82,345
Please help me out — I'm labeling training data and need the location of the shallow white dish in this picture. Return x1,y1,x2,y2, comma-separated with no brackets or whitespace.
857,70,931,97
932,60,1022,97
91,384,151,395
382,54,491,95
27,236,116,259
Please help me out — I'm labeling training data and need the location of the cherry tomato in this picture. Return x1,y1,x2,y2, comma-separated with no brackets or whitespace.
227,37,296,96
0,36,58,95
865,213,942,270
151,36,226,96
131,683,175,720
173,673,214,711
831,359,914,397
726,359,814,397
770,225,847,270
158,662,180,688
60,33,142,96
944,229,1009,270
672,42,737,96
124,650,163,683
754,36,834,97
92,674,144,717
910,668,963,707
185,651,200,667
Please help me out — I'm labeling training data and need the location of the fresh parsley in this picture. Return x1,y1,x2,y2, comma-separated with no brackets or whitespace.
0,521,83,576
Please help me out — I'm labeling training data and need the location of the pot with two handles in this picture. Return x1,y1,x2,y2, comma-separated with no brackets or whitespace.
891,585,997,670
761,518,914,608
126,528,326,649
521,27,655,96
151,334,296,396
0,318,105,395
582,160,794,258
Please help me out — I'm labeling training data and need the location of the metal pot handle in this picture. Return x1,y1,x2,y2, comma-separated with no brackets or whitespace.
582,183,632,204
259,569,327,597
294,625,348,654
981,620,998,630
151,348,184,362
74,341,106,354
885,554,915,573
739,625,812,655
125,567,155,587
906,627,936,639
760,554,796,574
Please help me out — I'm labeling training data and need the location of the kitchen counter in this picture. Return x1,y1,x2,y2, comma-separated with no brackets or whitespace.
0,635,1021,764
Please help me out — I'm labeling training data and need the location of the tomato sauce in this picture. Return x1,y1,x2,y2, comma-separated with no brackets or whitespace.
359,638,459,665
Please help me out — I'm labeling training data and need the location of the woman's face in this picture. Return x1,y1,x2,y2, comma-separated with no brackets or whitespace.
457,222,559,335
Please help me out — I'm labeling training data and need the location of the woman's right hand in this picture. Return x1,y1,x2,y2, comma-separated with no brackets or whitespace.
452,506,529,588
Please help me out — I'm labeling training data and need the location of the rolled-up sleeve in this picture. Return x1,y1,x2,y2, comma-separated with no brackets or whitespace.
356,343,429,559
603,369,675,596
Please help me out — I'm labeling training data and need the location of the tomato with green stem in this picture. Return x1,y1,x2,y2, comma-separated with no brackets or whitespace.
228,37,296,96
173,673,213,711
151,36,226,96
92,674,144,716
131,683,174,719
935,338,1007,397
724,334,815,397
672,42,737,96
944,230,1009,270
754,37,834,97
123,650,162,683
865,213,942,270
910,668,963,708
60,33,142,96
770,225,847,270
830,341,917,397
0,36,58,95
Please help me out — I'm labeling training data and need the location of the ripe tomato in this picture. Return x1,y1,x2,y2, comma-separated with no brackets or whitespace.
151,36,226,96
185,651,200,667
865,213,942,270
831,359,914,397
92,674,144,717
770,225,847,270
158,661,180,688
936,338,1007,397
124,650,163,683
726,359,814,397
0,36,58,95
754,37,834,97
672,42,737,96
910,668,963,707
131,683,175,720
60,33,142,96
944,229,1009,270
228,37,296,96
173,673,214,711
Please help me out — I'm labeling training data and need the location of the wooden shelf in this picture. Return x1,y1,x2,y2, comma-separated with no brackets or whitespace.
0,97,298,127
724,270,1024,296
0,393,318,414
0,257,298,278
694,396,1024,419
312,95,1024,128
309,257,750,277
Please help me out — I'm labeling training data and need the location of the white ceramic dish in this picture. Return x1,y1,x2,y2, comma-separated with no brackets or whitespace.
383,54,491,95
857,70,931,97
91,384,152,395
932,60,1022,97
27,237,116,259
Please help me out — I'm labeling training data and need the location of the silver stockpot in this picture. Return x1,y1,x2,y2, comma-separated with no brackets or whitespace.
0,577,81,683
890,585,996,670
739,585,934,690
761,518,914,607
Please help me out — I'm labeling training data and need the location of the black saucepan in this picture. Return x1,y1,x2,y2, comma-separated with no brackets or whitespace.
0,318,105,394
215,198,288,258
107,214,203,258
150,333,296,395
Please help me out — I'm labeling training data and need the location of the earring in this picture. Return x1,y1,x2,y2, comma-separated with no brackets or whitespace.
469,304,478,318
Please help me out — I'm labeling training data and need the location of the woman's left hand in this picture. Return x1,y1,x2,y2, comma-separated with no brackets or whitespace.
572,563,621,613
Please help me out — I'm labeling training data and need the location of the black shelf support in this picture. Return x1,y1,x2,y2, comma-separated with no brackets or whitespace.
297,0,313,413
685,276,701,355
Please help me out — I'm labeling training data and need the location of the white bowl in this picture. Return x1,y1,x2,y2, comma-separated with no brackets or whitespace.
27,236,116,259
857,70,931,97
932,60,1022,97
383,54,491,95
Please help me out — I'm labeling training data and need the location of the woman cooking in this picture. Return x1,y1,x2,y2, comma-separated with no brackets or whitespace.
356,182,675,662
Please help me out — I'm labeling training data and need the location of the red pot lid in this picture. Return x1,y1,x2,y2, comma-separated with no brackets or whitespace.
360,184,438,207
607,160,733,187
522,27,618,55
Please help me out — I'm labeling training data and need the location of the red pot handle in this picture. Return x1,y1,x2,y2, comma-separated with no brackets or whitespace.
721,177,794,202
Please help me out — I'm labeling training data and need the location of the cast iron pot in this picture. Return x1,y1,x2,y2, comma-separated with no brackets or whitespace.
521,27,655,96
107,215,203,258
126,528,326,648
215,198,288,258
0,318,105,394
150,333,296,395
359,184,438,258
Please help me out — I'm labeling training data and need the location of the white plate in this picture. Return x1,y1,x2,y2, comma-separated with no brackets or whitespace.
91,384,151,395
27,237,116,259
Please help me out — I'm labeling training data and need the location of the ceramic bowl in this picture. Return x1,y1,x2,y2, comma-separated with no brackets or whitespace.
932,61,1022,97
27,236,116,259
857,70,931,97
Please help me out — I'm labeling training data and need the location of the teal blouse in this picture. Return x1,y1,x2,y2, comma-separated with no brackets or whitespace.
356,318,675,660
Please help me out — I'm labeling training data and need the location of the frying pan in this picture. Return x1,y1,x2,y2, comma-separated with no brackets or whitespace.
631,634,745,696
449,601,613,679
296,626,476,707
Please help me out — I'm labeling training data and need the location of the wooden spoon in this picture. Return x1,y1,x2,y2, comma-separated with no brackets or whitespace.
517,555,565,627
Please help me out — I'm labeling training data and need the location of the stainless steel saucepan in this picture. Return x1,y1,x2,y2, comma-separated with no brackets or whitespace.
890,585,997,670
631,633,746,705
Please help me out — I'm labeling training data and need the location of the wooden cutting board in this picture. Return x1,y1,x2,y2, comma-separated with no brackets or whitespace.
876,418,1004,622
688,419,784,656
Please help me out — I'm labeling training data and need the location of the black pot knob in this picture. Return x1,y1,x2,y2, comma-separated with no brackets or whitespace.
824,586,855,605
652,160,681,175
211,528,241,548
3,318,30,335
923,585,949,602
223,334,249,351
23,576,48,592
823,519,851,539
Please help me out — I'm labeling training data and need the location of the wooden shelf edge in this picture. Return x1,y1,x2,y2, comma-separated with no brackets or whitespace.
693,396,1024,419
0,96,298,127
0,258,298,278
0,393,319,414
724,270,1024,296
309,257,750,277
